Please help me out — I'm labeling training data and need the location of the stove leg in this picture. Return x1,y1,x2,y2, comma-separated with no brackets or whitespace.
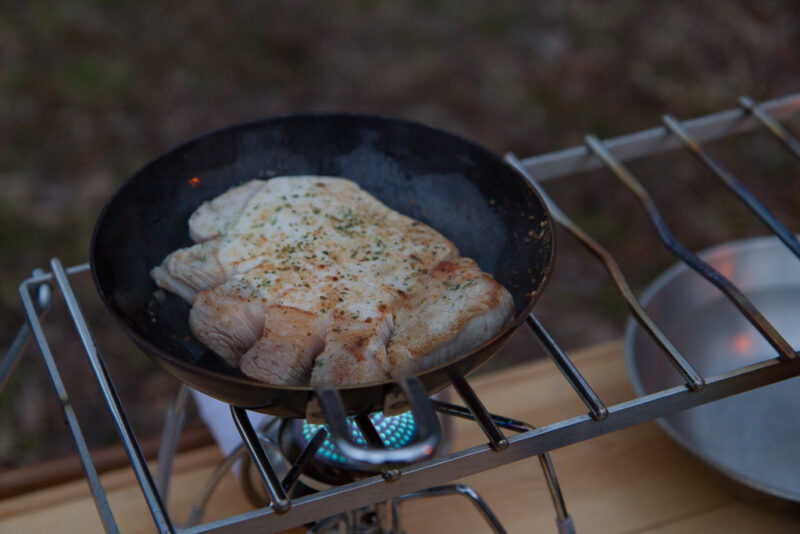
0,323,32,395
185,445,249,526
0,269,51,395
538,454,575,534
185,418,281,526
430,400,576,533
392,484,507,534
309,513,347,533
155,383,189,501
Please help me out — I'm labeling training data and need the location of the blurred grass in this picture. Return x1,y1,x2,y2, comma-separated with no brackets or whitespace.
1,0,799,468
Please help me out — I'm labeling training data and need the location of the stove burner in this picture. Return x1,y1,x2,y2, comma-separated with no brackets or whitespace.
279,412,419,487
303,412,417,466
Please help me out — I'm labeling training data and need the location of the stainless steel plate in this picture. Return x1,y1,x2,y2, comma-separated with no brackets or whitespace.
625,236,800,505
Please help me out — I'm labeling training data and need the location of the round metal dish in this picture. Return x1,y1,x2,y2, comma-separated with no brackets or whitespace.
625,235,800,507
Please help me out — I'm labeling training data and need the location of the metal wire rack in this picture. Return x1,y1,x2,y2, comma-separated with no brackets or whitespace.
2,93,799,533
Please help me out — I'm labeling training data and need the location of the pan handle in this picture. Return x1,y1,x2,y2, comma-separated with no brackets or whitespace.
314,375,441,470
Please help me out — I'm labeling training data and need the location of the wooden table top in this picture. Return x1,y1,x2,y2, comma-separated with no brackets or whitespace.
1,340,798,533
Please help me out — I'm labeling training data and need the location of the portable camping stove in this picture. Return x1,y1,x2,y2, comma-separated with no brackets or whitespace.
2,93,800,533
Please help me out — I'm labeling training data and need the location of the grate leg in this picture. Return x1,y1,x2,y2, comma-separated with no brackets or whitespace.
230,406,291,513
50,259,173,532
18,272,120,533
449,374,509,450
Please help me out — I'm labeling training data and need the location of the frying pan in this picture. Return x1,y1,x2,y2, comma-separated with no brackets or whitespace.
91,113,554,426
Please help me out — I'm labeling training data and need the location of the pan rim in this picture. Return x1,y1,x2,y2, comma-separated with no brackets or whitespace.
90,111,556,393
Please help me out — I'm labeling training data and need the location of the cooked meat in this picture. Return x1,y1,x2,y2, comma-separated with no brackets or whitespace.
310,314,394,386
309,281,396,386
240,305,329,385
189,274,268,365
150,239,227,303
189,180,267,242
152,176,513,386
188,257,329,366
237,265,339,384
385,258,515,377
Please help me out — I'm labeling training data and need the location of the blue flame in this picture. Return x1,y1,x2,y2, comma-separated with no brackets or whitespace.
301,412,417,465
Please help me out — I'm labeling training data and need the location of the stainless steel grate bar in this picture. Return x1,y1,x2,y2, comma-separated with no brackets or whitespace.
450,373,509,450
583,134,796,361
282,427,327,494
740,95,800,160
521,93,800,181
526,313,609,420
507,153,704,391
185,351,800,533
352,415,402,482
0,270,50,395
230,406,291,514
50,258,174,533
661,114,800,261
17,275,120,534
354,413,386,449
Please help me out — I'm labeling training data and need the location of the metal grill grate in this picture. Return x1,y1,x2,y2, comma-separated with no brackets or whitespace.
2,93,799,533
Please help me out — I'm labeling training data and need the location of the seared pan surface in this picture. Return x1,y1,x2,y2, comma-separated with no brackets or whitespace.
92,114,553,416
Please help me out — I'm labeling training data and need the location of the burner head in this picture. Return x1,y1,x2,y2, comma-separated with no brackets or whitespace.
280,412,419,486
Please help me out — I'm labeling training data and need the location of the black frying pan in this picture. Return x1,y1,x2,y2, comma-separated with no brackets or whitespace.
91,113,554,420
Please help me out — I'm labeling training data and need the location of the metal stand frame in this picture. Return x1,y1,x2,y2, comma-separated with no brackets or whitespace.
2,93,799,533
